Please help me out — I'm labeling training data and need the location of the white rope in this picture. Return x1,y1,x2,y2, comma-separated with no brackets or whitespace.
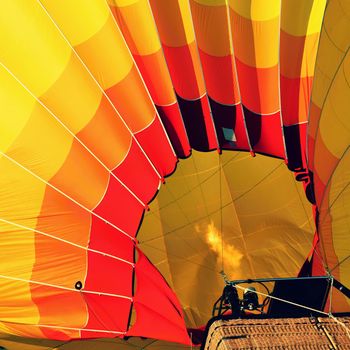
0,61,147,210
0,319,126,335
36,0,163,181
234,281,350,339
0,151,136,242
0,274,133,301
329,314,350,339
328,274,334,314
0,217,134,267
224,2,253,153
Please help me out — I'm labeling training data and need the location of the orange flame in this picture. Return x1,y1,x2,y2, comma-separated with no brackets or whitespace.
203,222,243,276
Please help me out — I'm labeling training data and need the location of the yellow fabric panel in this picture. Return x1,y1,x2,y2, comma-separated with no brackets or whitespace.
0,158,45,338
309,0,350,111
111,0,161,55
138,198,175,290
190,1,231,56
230,11,279,68
313,135,338,188
281,0,326,36
111,0,138,6
2,58,111,210
149,0,195,47
0,67,36,152
75,16,133,89
43,0,134,89
0,0,121,149
6,103,73,184
42,53,133,168
0,1,70,97
323,0,350,53
139,151,314,327
40,0,109,46
308,0,350,158
193,0,226,5
229,0,280,21
39,54,102,134
317,52,350,159
328,152,350,310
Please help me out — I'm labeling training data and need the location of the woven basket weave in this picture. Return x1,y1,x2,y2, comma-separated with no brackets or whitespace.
203,317,350,349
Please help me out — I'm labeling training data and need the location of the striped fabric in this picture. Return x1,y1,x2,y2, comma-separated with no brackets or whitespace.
0,0,186,343
148,0,219,151
108,0,191,158
307,0,350,313
280,0,326,170
1,0,347,346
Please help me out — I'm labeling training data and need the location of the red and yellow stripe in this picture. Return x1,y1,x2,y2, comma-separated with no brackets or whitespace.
308,0,350,312
229,0,285,158
149,0,219,151
280,0,326,170
108,0,190,158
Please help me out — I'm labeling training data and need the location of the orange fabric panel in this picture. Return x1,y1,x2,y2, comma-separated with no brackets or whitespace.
49,140,110,210
105,64,156,133
32,188,89,339
76,97,132,170
314,136,339,200
235,59,279,114
190,1,231,57
133,50,177,106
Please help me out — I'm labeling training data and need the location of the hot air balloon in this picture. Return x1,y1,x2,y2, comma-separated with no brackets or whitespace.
0,0,349,349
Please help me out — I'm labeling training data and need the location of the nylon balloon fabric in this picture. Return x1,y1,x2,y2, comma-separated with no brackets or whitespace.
1,0,349,347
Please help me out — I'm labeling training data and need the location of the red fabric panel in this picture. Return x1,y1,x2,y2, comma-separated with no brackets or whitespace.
127,249,191,345
244,107,285,158
89,216,134,263
81,294,131,338
112,139,160,204
199,49,239,105
93,175,145,235
258,113,285,158
83,225,134,337
162,43,203,100
135,117,178,177
234,105,251,151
